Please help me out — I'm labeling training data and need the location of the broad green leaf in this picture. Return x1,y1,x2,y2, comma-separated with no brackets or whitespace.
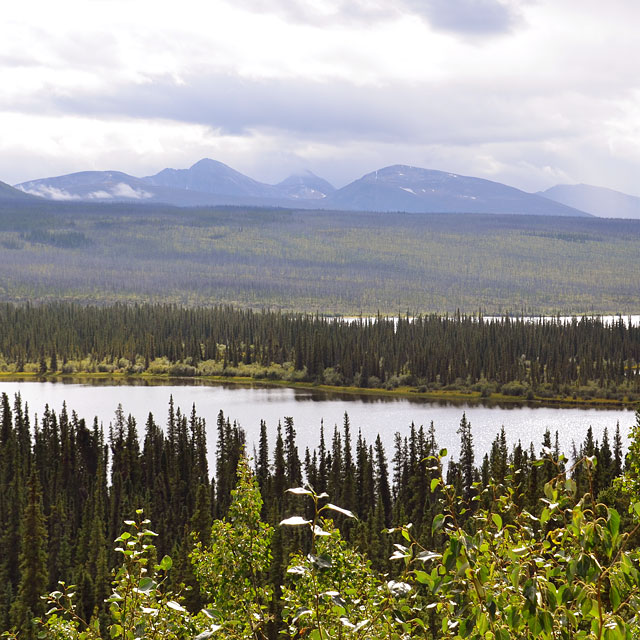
136,577,155,594
432,513,445,535
414,570,430,584
608,508,620,539
610,584,621,610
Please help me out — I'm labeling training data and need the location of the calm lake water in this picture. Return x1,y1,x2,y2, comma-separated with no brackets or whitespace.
0,379,634,468
341,315,640,326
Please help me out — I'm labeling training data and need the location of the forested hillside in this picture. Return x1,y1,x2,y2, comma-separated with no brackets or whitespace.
0,393,637,638
1,202,640,313
2,303,640,404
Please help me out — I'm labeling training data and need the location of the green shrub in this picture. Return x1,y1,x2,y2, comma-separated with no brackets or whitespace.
500,380,528,396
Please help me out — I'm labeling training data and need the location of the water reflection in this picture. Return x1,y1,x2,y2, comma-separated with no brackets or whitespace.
0,379,633,474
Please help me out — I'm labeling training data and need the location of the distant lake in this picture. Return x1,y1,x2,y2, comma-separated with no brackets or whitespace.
339,315,640,326
0,379,633,470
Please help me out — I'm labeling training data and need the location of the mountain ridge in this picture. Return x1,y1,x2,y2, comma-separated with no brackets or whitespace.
0,179,39,201
323,164,589,216
13,160,589,217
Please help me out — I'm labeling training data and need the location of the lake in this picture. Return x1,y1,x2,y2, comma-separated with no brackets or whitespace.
0,379,634,469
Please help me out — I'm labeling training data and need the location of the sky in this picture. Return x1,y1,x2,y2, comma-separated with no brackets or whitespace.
1,0,639,195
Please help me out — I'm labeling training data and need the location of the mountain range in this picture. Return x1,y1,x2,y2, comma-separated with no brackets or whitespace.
7,158,638,218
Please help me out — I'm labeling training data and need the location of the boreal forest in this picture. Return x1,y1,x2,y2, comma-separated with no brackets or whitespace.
1,303,640,404
0,392,638,639
3,0,640,633
1,204,640,639
2,202,640,314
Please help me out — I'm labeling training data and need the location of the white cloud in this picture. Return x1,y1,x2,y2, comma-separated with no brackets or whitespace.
86,190,113,199
111,183,152,199
0,0,639,196
17,184,82,200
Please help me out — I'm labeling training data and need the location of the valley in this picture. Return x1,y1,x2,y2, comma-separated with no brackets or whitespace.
1,203,639,314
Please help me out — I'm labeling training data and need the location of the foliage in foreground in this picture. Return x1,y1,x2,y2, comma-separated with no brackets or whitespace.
6,449,640,640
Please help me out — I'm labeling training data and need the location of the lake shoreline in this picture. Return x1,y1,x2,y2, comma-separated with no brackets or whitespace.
1,371,637,411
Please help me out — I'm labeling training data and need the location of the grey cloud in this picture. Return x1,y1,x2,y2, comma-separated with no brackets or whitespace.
230,0,520,34
233,0,396,26
405,0,520,35
0,54,46,68
43,74,586,149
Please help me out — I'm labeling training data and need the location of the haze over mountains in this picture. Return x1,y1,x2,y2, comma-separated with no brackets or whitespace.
8,158,635,218
540,184,640,219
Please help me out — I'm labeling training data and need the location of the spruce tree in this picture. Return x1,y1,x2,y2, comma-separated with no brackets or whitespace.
457,413,475,500
374,435,392,527
10,473,48,639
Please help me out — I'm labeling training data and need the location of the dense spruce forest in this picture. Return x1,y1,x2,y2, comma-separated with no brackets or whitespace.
2,201,640,313
0,392,638,638
2,303,640,403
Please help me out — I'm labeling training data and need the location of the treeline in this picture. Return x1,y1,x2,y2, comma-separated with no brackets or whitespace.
2,303,640,400
0,392,632,637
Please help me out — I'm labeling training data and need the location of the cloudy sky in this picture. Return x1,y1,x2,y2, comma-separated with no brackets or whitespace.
1,0,639,194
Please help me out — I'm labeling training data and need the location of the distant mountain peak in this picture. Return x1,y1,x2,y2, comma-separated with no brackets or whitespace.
143,158,279,198
325,164,590,216
540,183,640,219
188,158,231,170
8,159,591,216
276,171,335,200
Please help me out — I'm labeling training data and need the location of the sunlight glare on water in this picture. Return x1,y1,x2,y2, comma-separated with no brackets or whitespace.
0,380,633,470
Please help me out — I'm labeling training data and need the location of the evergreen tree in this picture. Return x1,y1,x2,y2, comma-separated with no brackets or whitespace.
256,420,270,492
374,435,392,527
11,473,48,639
457,413,475,500
614,421,624,477
283,417,301,488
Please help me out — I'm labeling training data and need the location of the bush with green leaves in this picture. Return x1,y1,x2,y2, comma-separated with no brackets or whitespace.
393,451,640,639
14,446,640,640
34,511,208,640
190,456,273,639
280,487,408,639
